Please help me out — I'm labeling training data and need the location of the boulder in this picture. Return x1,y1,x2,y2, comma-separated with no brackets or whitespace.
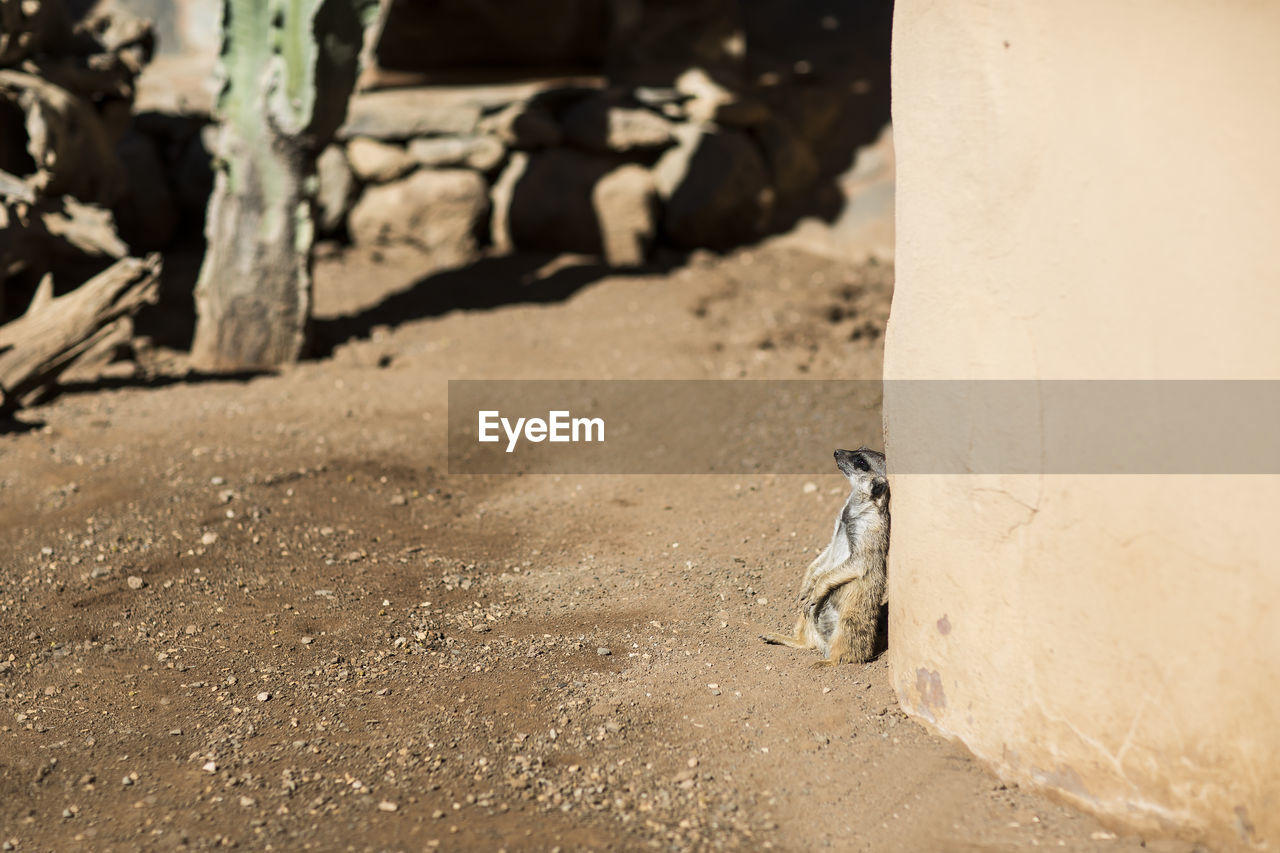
773,84,844,147
478,100,561,150
653,124,770,250
339,88,481,140
562,94,675,154
346,137,416,183
315,144,356,236
592,164,657,267
488,151,528,254
408,135,505,172
505,148,615,254
674,67,770,127
755,120,820,198
348,169,489,271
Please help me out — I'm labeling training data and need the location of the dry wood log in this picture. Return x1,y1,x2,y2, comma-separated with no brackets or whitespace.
0,196,127,319
0,167,34,203
0,69,125,204
0,253,159,412
36,196,128,259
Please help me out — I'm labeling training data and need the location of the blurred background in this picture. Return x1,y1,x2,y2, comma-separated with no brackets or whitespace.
0,0,895,392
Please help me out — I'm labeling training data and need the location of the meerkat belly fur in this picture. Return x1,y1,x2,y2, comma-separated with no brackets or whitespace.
760,448,889,665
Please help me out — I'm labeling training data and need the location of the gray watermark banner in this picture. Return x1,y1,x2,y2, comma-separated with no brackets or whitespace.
447,380,1280,474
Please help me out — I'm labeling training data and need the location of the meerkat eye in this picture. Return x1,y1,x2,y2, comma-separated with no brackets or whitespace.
853,456,869,471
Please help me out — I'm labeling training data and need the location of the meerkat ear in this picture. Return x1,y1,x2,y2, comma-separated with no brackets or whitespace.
870,477,888,499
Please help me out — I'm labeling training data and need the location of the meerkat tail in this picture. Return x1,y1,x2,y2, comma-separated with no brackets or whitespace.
760,632,803,648
759,615,819,649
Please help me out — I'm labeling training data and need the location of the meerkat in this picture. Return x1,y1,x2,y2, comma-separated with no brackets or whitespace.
760,448,890,666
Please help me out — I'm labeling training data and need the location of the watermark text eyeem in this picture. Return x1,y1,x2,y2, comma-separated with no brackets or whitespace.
478,410,605,453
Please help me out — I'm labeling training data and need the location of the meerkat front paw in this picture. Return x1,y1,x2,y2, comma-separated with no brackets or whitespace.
810,658,838,669
804,586,833,621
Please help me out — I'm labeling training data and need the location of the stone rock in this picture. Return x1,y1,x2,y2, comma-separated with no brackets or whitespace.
339,89,481,140
408,135,506,172
775,84,845,146
674,68,728,102
349,169,489,271
113,129,178,251
489,152,529,254
346,138,416,183
315,144,356,236
710,97,772,128
592,164,657,267
506,149,616,254
653,125,770,250
755,120,820,198
633,86,683,108
478,100,561,150
673,67,769,127
562,95,675,154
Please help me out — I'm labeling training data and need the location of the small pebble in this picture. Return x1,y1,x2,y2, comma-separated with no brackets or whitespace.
202,761,217,773
126,576,145,590
200,532,218,546
256,692,271,702
597,647,611,656
378,800,398,812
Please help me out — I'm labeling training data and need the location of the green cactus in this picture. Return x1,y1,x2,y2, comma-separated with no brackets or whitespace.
191,0,376,370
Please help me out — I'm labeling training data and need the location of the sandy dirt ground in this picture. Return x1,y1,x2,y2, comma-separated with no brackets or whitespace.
0,243,1190,851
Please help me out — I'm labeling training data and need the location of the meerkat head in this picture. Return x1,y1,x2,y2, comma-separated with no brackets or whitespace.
834,448,889,509
834,447,886,479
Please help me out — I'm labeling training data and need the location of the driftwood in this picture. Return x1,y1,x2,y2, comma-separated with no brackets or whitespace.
0,69,125,204
0,0,162,408
0,253,159,411
0,195,127,324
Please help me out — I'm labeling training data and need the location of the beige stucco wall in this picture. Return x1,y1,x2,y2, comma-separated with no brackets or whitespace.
884,1,1280,848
